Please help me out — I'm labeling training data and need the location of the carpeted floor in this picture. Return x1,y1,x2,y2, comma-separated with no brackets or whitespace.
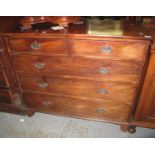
0,112,155,138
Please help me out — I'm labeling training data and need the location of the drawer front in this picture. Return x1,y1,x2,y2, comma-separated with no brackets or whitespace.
0,89,12,104
19,75,136,102
13,55,140,83
70,40,147,61
0,70,9,88
8,38,68,55
23,92,131,121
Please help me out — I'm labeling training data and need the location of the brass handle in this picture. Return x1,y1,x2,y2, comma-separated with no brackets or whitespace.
42,101,52,106
30,41,41,50
34,63,45,69
98,89,108,94
38,82,48,88
101,46,112,53
0,49,4,53
96,108,106,113
99,68,111,75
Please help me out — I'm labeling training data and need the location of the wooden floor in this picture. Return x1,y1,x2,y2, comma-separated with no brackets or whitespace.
0,112,155,138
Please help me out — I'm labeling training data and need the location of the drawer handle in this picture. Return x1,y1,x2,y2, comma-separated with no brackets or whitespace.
42,101,52,106
98,89,108,94
35,63,45,69
96,108,106,113
99,68,111,75
101,46,112,53
30,41,41,50
39,82,48,88
0,49,4,53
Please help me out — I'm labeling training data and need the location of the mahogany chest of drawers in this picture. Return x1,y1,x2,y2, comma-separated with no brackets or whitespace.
0,17,153,133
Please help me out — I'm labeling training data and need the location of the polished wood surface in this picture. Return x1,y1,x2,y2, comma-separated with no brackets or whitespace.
69,40,148,61
8,38,68,55
0,29,25,109
131,25,155,129
0,17,150,40
0,90,12,104
18,74,137,102
0,59,3,69
0,70,9,88
23,92,130,121
0,38,12,105
12,55,141,83
7,33,148,123
0,103,27,115
134,52,155,123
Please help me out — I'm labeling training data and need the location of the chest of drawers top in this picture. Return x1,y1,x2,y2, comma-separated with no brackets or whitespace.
0,17,150,40
1,18,151,58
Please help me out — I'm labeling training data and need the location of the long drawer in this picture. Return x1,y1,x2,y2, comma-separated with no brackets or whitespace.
19,75,137,102
23,92,131,121
69,40,148,61
8,38,68,55
0,89,12,104
13,55,141,83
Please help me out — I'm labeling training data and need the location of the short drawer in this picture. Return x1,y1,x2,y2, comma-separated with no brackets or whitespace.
19,75,137,102
0,70,9,88
23,92,131,121
69,40,148,61
8,38,68,55
0,89,12,104
13,55,141,83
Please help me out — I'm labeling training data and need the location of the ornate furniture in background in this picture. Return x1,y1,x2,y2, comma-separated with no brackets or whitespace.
20,16,80,29
130,23,155,130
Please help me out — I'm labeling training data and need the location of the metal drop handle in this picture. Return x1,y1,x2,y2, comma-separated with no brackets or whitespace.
101,46,112,53
42,101,52,106
98,89,108,94
0,49,4,53
30,41,41,50
96,108,106,113
38,82,48,88
99,68,111,75
35,63,45,69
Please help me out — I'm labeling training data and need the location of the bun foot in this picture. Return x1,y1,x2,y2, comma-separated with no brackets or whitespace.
128,125,136,134
120,125,136,134
120,124,128,132
25,109,35,117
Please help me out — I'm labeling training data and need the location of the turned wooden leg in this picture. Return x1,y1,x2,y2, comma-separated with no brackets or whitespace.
120,125,136,134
